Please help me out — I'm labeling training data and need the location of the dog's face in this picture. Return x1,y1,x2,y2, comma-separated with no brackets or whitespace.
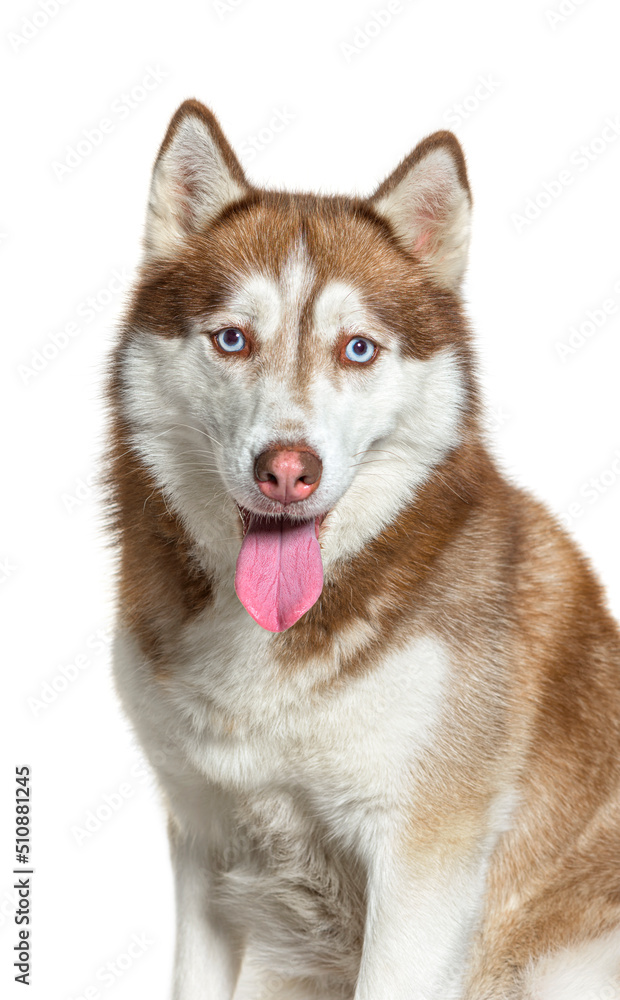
119,101,475,631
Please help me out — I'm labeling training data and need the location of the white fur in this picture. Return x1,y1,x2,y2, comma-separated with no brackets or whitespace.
115,601,516,1000
354,784,520,1000
525,932,620,1000
311,280,374,345
192,245,316,346
114,617,459,998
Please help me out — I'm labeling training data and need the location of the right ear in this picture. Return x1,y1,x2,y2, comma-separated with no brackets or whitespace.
369,131,471,290
144,99,250,260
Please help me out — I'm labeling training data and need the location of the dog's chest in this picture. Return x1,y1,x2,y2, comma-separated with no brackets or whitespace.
114,604,454,986
122,603,452,834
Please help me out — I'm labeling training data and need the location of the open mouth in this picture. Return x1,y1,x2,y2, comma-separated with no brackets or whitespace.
236,505,325,536
234,505,326,633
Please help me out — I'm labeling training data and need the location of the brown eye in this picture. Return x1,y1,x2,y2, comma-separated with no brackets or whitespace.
214,327,247,354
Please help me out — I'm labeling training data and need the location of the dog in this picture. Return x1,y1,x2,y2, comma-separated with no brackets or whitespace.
107,99,620,999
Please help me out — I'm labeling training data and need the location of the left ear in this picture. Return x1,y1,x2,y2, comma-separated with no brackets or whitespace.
143,99,250,261
369,131,471,290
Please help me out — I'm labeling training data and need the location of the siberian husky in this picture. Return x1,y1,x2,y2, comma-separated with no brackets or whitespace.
107,100,620,999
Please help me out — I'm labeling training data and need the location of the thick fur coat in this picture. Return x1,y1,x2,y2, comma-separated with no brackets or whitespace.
107,100,620,1000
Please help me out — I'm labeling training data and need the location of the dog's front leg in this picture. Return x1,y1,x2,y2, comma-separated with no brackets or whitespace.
170,828,242,1000
353,829,488,1000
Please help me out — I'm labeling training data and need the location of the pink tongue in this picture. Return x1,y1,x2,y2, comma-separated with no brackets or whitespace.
235,515,323,632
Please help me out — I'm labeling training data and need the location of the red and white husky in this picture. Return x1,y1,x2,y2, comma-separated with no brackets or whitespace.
108,100,620,999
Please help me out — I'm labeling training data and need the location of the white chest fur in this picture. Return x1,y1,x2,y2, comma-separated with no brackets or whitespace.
113,600,453,994
114,592,450,826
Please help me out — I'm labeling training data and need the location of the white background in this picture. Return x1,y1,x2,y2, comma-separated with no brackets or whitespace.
2,0,620,997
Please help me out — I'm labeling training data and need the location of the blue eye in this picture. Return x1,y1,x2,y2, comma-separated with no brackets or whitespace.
215,328,246,353
344,337,376,363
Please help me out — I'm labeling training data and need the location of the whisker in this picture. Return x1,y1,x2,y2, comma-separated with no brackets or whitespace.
166,423,223,449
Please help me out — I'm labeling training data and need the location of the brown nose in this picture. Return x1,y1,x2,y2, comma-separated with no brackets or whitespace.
254,448,322,505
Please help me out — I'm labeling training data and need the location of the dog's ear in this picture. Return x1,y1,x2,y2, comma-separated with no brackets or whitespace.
144,99,250,259
369,131,471,290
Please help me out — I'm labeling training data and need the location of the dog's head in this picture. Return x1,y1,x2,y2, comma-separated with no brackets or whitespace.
117,100,476,632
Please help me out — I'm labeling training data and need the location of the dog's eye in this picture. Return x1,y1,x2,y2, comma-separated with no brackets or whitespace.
344,337,377,364
214,328,247,354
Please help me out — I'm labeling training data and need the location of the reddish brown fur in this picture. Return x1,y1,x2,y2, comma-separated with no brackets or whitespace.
105,384,213,666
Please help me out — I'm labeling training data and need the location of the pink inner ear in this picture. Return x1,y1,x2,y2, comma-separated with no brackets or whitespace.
411,186,450,254
171,176,197,228
412,230,432,252
410,195,443,253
